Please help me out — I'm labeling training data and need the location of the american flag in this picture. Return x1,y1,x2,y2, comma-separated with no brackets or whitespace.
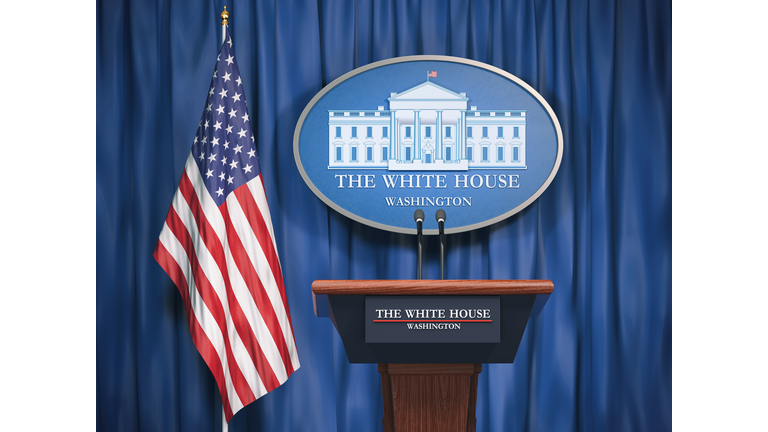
154,28,299,422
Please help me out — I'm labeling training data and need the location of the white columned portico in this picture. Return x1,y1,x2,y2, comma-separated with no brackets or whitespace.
387,80,469,170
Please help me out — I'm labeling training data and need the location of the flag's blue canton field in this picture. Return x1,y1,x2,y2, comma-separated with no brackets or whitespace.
192,32,260,207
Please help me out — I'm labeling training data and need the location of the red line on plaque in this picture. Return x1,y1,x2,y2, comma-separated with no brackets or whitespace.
372,320,492,323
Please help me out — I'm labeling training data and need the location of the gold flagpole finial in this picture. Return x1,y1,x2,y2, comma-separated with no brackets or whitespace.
221,6,230,25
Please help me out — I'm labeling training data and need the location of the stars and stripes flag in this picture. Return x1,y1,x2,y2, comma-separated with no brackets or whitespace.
153,27,299,422
428,70,437,78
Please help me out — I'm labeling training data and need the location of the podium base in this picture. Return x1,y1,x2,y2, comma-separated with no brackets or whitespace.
378,363,482,432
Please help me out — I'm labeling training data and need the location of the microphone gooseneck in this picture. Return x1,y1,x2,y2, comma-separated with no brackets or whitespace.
414,209,424,279
435,209,446,280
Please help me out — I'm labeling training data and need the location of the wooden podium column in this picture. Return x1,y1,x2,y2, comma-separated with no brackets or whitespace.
379,363,482,432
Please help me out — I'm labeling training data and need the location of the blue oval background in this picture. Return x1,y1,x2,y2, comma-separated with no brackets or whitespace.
294,56,562,234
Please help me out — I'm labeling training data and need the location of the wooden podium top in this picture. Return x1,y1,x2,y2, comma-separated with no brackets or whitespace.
311,279,554,296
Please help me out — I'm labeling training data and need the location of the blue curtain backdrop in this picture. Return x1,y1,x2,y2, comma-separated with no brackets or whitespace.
96,0,671,431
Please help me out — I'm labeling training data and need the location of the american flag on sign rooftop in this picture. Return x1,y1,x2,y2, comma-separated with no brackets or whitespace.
153,27,299,423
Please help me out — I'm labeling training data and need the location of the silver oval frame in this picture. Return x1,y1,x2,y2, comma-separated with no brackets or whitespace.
293,55,563,235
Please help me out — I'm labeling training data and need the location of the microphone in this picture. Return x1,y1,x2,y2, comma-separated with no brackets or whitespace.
415,209,425,224
414,210,424,280
435,209,446,280
435,209,446,224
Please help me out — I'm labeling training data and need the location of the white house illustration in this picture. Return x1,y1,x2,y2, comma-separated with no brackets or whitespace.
327,79,527,171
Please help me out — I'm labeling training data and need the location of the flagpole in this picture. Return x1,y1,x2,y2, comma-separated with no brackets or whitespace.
219,9,230,432
221,10,229,429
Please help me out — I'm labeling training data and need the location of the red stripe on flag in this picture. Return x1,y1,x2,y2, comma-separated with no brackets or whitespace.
177,172,280,390
153,240,235,421
164,202,257,405
220,201,295,379
233,184,293,326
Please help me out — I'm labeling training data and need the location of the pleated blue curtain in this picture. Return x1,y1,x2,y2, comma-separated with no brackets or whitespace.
96,0,671,431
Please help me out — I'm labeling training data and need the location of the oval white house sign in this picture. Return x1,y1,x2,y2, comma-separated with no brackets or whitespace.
294,56,563,235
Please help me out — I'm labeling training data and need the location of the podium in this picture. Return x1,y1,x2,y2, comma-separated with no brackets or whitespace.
312,279,554,432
